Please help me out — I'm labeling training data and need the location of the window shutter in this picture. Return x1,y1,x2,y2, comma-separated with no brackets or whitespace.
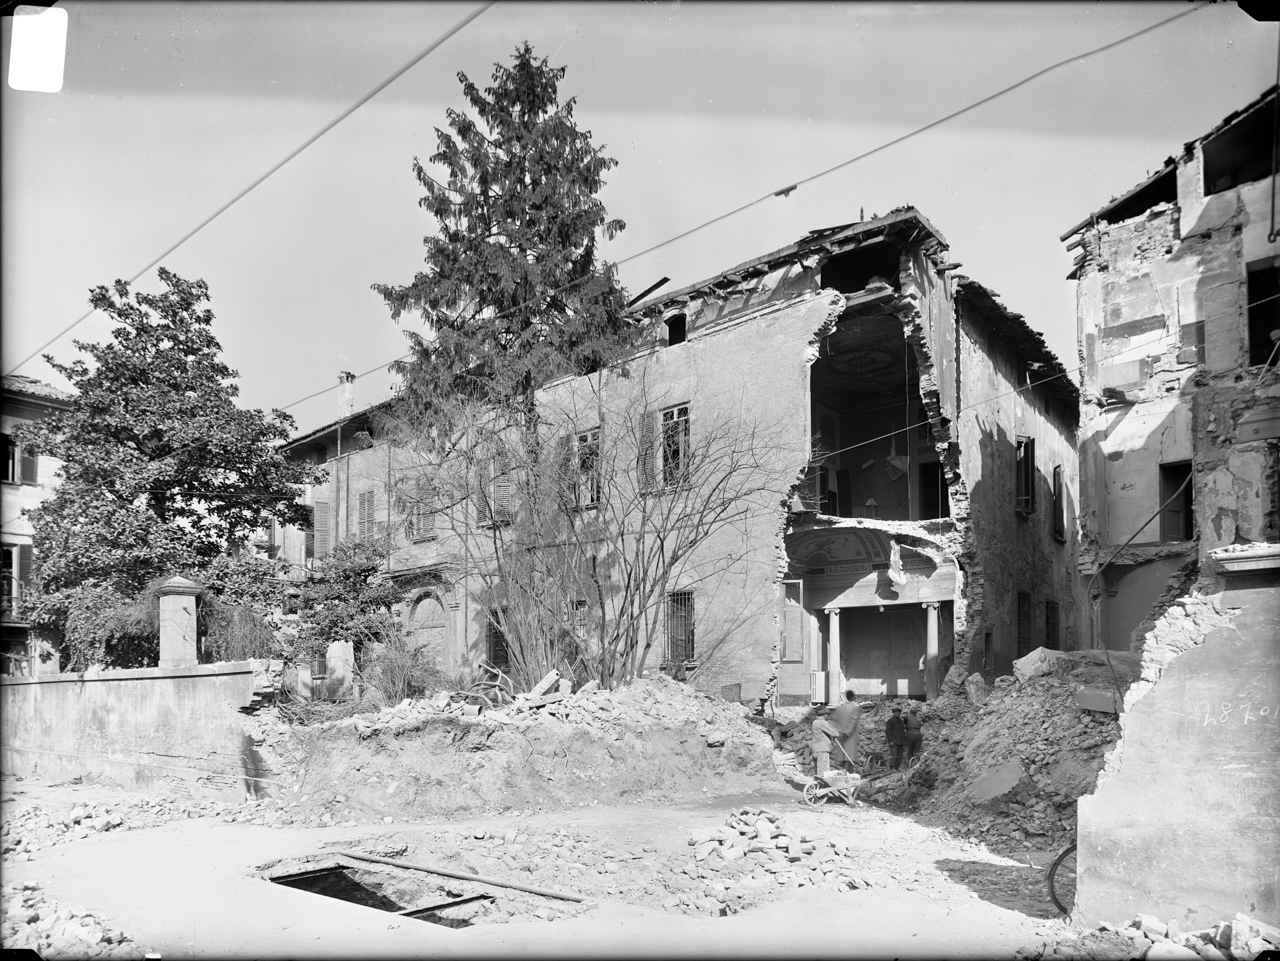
493,451,514,525
1052,465,1065,541
358,491,375,536
18,544,33,586
1015,437,1036,515
19,446,38,485
638,412,657,491
475,467,493,526
313,501,330,558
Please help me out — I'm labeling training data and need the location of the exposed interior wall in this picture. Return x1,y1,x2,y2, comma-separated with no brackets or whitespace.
0,661,274,802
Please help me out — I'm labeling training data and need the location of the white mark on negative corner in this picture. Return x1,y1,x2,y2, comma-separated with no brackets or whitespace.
8,5,68,93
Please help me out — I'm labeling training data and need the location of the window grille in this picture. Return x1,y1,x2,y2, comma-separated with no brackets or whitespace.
576,429,600,508
666,590,695,663
661,405,690,488
486,610,510,671
1016,592,1033,659
1045,600,1060,651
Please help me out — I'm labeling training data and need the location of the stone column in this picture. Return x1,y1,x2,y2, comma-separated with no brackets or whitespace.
825,607,842,704
157,576,202,668
923,601,940,699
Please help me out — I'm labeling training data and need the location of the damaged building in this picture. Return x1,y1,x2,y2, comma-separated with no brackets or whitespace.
1063,84,1280,649
278,208,1079,706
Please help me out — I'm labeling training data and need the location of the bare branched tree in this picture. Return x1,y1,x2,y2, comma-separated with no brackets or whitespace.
379,369,792,692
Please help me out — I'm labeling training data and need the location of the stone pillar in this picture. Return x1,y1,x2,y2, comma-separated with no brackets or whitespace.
923,601,940,699
157,576,202,668
825,607,842,704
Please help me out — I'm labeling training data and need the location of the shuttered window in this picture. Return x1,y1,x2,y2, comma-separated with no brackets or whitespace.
405,478,437,542
358,491,376,536
638,412,657,491
313,501,330,559
19,445,37,485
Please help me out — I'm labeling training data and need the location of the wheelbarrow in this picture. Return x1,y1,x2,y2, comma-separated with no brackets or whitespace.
801,739,894,807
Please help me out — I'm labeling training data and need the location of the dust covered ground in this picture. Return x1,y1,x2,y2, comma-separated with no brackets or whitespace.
2,771,1073,959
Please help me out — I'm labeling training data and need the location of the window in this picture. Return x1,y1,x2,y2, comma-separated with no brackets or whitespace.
916,407,932,444
1247,261,1280,368
982,629,993,674
1015,436,1036,516
405,479,437,542
486,610,510,671
1045,600,1060,652
1203,94,1276,196
314,444,329,466
1,434,37,485
569,598,590,637
780,581,804,662
357,491,376,537
0,543,32,621
476,452,514,527
665,314,687,346
311,502,330,559
1052,465,1066,542
1016,592,1033,659
666,590,695,663
918,463,949,520
575,429,600,508
1159,462,1194,542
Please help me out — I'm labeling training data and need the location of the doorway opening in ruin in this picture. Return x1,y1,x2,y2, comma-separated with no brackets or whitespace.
807,312,940,521
835,603,953,699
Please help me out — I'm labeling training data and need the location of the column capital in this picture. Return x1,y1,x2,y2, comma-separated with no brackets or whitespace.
823,607,841,617
921,601,940,610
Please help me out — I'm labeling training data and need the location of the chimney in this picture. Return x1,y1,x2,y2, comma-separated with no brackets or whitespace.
338,371,356,417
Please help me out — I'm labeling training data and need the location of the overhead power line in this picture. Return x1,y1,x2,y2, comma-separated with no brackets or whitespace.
3,0,495,378
272,2,1208,415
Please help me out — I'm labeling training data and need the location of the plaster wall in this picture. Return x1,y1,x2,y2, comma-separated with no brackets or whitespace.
1076,573,1280,928
954,297,1080,675
0,661,274,802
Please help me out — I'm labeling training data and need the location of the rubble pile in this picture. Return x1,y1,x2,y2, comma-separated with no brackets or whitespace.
315,670,764,752
0,880,152,959
861,650,1140,852
1,794,227,863
683,806,877,905
1018,912,1280,961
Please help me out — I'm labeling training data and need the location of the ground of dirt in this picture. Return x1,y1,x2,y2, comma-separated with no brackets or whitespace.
1,772,1073,958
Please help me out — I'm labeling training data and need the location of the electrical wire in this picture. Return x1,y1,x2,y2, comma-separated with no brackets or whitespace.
10,3,1207,407
2,1,495,378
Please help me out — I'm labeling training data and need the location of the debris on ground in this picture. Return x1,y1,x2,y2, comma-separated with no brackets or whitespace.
1,790,229,863
1018,911,1280,960
284,672,779,819
0,879,153,959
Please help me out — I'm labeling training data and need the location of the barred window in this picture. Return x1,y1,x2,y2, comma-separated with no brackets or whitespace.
666,590,695,663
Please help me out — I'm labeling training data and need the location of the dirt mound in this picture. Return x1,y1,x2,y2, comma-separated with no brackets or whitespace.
286,674,780,819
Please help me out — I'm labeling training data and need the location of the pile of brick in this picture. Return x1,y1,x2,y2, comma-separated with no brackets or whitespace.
1019,912,1280,961
0,880,152,959
686,806,876,898
1,794,228,863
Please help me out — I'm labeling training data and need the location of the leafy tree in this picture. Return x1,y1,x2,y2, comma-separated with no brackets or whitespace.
373,42,632,430
18,268,323,667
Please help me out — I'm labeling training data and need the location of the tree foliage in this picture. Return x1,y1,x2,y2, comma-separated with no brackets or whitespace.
18,268,323,666
373,43,632,429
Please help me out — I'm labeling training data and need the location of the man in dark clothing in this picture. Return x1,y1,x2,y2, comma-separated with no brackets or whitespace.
904,707,924,766
885,706,906,770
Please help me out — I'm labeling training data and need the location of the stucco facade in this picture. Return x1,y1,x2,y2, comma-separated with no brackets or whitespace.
280,207,1079,704
1,375,72,675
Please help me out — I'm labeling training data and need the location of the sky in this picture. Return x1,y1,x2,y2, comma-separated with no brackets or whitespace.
2,2,1277,436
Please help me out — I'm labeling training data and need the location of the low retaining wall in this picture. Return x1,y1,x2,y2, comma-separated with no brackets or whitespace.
0,661,278,803
1076,571,1280,927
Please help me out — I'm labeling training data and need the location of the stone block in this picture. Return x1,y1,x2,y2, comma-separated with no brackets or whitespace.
1146,944,1200,960
1075,686,1120,713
